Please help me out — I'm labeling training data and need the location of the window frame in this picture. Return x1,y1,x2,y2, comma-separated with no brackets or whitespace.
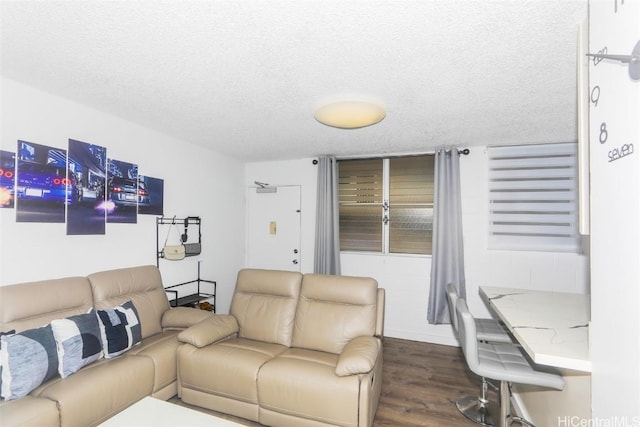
338,154,434,256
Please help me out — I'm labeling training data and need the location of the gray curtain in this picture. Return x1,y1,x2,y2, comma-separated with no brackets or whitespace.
427,148,466,324
314,156,341,275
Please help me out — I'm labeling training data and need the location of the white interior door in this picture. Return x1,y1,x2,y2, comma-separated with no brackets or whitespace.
246,185,301,271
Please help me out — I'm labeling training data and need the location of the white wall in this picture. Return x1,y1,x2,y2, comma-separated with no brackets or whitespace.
0,78,245,314
588,0,640,421
246,149,590,344
7,75,588,342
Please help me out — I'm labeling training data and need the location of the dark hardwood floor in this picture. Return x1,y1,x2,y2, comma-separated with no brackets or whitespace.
171,337,490,426
374,337,486,426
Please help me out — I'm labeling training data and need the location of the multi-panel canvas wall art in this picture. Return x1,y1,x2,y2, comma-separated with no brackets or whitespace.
16,140,69,223
67,139,107,235
106,159,139,224
1,139,165,234
0,150,15,208
138,176,164,216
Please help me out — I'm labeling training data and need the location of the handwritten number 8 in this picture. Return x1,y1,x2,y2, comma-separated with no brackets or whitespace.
599,123,608,144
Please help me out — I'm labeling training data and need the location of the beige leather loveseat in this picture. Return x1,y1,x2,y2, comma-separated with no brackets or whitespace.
0,265,212,427
177,268,385,427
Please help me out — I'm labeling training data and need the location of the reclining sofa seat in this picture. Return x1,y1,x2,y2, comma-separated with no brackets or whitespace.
0,271,157,427
258,273,383,427
177,269,303,421
0,265,213,427
177,269,385,427
88,265,194,400
0,276,94,427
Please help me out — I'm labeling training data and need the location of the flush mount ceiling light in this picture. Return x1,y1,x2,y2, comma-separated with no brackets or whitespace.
314,100,386,129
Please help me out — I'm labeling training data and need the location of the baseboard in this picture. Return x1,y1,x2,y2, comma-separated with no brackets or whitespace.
384,328,459,347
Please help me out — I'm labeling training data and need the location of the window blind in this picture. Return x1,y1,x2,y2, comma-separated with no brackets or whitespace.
389,156,434,254
338,159,383,204
338,159,383,252
488,142,580,252
338,155,434,255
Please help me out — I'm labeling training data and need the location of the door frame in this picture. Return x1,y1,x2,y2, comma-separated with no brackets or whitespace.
245,184,302,271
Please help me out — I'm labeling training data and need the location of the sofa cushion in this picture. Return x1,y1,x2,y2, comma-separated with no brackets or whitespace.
230,269,302,347
96,301,142,358
88,265,170,340
0,395,60,427
0,277,93,333
35,355,154,427
292,274,378,354
179,337,287,405
127,330,180,395
0,324,59,400
258,348,361,426
51,309,103,378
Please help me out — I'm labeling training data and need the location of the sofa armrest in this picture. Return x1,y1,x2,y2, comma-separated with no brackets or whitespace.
161,306,214,330
335,336,381,377
177,315,239,348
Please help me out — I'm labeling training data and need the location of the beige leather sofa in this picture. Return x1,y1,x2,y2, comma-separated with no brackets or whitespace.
0,265,213,427
177,268,385,427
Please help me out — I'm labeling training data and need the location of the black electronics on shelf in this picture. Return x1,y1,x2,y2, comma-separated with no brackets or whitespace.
156,216,216,312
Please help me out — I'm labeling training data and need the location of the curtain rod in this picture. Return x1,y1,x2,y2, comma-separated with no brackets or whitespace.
312,148,470,164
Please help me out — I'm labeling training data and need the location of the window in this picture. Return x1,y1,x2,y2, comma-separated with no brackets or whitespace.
488,142,580,252
338,159,383,252
338,155,434,255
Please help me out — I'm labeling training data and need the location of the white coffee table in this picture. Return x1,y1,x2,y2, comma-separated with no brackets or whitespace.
99,397,245,426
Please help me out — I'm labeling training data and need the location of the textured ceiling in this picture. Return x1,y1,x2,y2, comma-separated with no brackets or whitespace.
0,0,587,161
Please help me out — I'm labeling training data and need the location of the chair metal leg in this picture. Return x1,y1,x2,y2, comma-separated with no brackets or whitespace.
498,381,537,427
499,380,510,427
456,377,498,426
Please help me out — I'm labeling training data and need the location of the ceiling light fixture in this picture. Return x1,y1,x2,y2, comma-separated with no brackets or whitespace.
314,100,386,129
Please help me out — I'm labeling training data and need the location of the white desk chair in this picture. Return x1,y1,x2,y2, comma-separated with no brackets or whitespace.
456,298,564,427
446,283,512,426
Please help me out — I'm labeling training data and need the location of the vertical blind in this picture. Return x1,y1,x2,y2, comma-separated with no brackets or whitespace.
488,142,580,252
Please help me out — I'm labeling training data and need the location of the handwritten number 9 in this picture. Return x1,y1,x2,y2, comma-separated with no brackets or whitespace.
590,86,600,107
